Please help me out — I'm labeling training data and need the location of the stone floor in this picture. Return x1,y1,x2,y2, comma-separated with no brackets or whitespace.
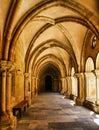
16,93,99,130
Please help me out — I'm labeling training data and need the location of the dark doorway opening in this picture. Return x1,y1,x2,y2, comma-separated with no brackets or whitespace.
45,75,52,92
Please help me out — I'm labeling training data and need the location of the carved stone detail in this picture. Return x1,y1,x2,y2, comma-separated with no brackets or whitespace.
0,60,15,72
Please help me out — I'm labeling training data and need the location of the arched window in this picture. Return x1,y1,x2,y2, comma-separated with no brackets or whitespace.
71,67,77,96
85,57,94,72
85,57,96,102
71,67,75,76
96,53,99,69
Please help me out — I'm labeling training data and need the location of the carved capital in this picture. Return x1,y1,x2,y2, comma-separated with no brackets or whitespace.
0,60,15,72
24,72,29,78
66,76,71,79
92,69,99,77
74,72,84,78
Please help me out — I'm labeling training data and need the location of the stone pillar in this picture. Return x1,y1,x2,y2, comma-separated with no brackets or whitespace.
24,72,32,106
60,78,64,94
0,71,8,120
0,60,16,129
35,77,38,96
60,77,67,94
6,70,16,129
74,73,85,105
64,76,72,98
6,72,12,117
53,78,59,92
24,73,29,100
33,77,36,96
31,76,34,98
93,70,99,106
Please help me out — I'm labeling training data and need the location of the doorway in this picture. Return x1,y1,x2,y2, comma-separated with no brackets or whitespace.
45,75,52,92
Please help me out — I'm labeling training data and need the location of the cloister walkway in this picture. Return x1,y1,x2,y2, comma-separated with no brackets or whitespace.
16,93,99,130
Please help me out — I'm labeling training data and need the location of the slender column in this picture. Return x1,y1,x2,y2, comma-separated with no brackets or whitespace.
0,61,16,129
53,78,59,92
0,61,8,123
64,76,72,98
93,70,99,105
6,71,13,118
33,77,36,96
60,77,66,94
24,73,29,100
35,77,38,96
74,73,85,105
1,71,8,118
60,77,64,94
31,76,34,98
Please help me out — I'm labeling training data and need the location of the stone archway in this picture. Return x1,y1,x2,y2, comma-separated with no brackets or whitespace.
85,57,96,102
96,53,99,69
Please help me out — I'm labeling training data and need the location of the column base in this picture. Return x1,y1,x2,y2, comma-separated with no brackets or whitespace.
36,93,38,96
60,89,65,95
31,92,35,98
7,110,17,128
0,122,10,130
75,97,84,106
9,115,17,129
70,94,77,102
64,92,71,99
0,113,17,130
95,100,99,106
0,111,9,122
84,100,99,114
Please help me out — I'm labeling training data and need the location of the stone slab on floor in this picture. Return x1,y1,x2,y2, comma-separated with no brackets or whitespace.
16,93,99,130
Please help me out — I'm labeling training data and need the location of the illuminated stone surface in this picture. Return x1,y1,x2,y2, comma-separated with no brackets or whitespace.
16,93,99,130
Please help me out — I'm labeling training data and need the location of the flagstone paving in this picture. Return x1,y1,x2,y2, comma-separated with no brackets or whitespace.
16,93,99,130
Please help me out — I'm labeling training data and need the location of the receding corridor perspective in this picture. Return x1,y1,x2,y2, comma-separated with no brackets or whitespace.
1,0,99,130
16,93,99,130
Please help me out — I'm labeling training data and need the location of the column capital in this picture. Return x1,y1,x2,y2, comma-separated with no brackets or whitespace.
66,76,71,78
31,76,36,79
0,60,15,72
74,72,84,77
92,69,99,77
61,77,66,79
24,72,29,78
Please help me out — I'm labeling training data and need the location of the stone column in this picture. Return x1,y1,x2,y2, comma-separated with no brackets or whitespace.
35,77,39,96
74,73,85,105
0,60,16,129
64,76,72,98
24,73,29,100
6,72,12,116
0,71,8,120
60,77,66,94
0,61,9,123
53,78,59,92
31,76,34,98
24,72,32,106
33,77,36,96
6,70,17,129
93,70,99,106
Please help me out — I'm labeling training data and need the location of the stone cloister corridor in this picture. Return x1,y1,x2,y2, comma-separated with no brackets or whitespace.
16,93,99,130
17,92,99,130
1,0,99,129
